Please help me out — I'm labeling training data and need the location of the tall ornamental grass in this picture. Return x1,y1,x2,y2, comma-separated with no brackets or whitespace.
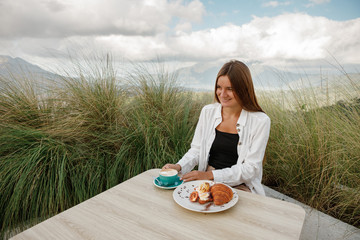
0,58,205,238
261,75,360,228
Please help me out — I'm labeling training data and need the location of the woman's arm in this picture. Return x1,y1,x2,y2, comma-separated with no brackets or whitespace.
180,170,213,182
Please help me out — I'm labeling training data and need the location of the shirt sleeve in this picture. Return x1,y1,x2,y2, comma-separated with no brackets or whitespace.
212,115,271,186
176,106,206,174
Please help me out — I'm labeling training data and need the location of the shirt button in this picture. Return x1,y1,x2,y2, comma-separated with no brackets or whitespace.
238,142,242,145
236,123,240,127
237,128,241,132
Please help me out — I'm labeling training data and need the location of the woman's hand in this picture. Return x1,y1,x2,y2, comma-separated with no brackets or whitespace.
161,163,181,172
181,170,214,182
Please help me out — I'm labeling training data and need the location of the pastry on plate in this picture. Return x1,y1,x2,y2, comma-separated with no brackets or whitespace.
190,182,234,205
210,183,233,205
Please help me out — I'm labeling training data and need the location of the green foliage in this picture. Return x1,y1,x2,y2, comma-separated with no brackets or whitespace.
0,59,207,238
261,86,360,228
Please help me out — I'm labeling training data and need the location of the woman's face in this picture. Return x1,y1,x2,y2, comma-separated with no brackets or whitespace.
216,75,239,108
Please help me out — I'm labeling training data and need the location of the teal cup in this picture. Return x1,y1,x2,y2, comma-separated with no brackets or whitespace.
159,169,179,186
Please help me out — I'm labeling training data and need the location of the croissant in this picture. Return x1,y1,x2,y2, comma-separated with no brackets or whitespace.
210,183,233,205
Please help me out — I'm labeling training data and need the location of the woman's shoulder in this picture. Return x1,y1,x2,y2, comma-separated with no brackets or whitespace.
199,103,221,117
247,110,270,122
202,102,220,110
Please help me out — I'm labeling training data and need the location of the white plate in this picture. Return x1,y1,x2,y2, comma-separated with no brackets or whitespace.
172,180,238,213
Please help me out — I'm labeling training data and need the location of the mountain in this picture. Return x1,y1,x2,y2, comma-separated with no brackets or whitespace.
0,55,60,80
176,61,360,91
175,62,305,91
175,61,221,91
1,55,358,92
248,64,305,90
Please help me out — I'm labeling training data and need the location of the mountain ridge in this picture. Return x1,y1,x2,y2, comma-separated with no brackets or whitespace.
1,55,358,91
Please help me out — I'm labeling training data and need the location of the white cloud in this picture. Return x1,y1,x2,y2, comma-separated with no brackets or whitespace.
156,13,360,65
242,14,332,59
94,35,171,61
0,1,359,71
0,0,205,38
174,22,193,33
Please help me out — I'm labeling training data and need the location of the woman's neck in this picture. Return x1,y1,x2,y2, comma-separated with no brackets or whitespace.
221,105,242,119
216,105,243,133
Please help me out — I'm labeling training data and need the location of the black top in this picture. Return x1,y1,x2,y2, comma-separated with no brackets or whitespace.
208,129,239,169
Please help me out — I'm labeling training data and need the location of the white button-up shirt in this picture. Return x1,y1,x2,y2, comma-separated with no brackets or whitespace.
177,103,271,195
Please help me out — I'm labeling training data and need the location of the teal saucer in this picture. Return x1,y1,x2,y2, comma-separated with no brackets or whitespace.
153,176,183,189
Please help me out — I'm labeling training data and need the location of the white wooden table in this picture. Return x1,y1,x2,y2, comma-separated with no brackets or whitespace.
11,169,306,240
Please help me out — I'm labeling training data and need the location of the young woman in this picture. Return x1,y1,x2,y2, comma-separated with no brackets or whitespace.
162,60,270,195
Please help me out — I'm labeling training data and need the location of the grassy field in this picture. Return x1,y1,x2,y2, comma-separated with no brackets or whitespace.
1,59,359,238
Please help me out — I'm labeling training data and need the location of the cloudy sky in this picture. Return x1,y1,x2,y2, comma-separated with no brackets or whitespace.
0,0,359,74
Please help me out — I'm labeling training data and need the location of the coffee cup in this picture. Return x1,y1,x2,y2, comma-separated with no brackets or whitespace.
159,169,179,186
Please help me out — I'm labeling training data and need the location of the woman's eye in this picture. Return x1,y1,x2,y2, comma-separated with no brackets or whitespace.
227,87,233,90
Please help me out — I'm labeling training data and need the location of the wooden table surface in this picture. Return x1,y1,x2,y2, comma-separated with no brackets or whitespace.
11,169,305,240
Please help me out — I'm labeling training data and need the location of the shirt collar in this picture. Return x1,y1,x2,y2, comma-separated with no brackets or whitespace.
215,103,222,120
237,109,248,126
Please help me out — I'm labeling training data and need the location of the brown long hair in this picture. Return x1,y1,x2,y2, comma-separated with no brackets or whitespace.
214,60,264,112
